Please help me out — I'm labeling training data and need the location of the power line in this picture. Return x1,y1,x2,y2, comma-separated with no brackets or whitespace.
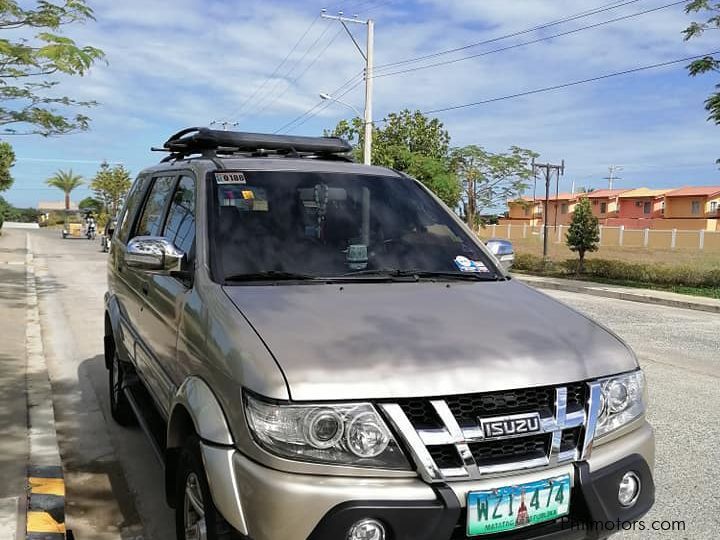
274,72,364,133
372,0,686,80
414,51,720,116
226,14,321,122
253,26,345,118
287,78,365,133
241,20,334,119
374,0,644,72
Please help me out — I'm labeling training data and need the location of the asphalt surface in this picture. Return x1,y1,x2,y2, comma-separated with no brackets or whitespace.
19,227,720,539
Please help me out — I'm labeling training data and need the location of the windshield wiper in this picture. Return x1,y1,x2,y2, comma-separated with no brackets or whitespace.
341,269,501,281
224,271,315,282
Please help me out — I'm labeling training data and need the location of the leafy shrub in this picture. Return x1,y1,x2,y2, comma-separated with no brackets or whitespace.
561,258,720,288
513,253,546,272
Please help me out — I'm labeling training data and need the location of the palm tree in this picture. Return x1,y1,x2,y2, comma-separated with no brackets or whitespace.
46,169,84,210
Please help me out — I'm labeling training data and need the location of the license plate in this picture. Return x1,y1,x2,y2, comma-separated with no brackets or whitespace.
466,475,571,536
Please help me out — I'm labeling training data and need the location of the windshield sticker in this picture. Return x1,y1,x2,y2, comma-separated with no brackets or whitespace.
215,172,246,184
219,185,268,212
454,255,489,273
253,199,269,212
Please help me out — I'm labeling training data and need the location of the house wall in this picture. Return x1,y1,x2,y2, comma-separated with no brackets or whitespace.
617,198,663,219
589,198,618,218
546,201,575,226
508,202,534,219
665,196,709,218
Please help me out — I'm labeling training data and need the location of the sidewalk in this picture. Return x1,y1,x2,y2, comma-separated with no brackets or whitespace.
0,230,30,538
0,229,67,540
514,273,720,314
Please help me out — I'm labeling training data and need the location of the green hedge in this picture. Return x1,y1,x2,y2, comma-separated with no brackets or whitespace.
514,254,720,288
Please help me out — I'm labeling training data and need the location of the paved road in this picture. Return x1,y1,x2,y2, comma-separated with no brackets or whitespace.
21,228,720,539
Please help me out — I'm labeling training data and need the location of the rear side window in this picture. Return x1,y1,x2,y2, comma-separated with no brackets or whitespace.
163,175,196,256
116,175,150,244
134,176,177,237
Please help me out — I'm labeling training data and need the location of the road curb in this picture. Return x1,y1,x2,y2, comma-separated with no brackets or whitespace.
514,275,720,314
24,235,68,539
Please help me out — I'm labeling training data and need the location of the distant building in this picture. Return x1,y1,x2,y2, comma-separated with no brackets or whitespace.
616,188,667,221
37,201,79,212
583,189,630,222
501,185,720,232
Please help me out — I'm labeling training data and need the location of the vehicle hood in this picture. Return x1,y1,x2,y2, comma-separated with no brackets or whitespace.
223,280,637,401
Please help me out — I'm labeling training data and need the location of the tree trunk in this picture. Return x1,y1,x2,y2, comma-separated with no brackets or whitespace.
577,251,585,276
64,192,70,210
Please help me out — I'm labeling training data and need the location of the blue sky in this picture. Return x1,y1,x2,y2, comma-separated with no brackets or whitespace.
3,0,720,207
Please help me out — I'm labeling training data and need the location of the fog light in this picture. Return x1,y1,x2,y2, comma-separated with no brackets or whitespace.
618,471,641,507
347,518,385,540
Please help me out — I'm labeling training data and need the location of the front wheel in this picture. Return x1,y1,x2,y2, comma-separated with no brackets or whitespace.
176,438,240,540
109,352,135,426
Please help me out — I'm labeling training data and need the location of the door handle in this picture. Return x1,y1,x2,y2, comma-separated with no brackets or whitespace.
142,282,149,295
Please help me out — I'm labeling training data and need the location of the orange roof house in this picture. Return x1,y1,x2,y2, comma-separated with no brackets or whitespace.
584,189,630,220
616,188,667,220
664,186,720,219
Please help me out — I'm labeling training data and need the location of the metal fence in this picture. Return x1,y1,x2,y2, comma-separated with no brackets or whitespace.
478,224,720,252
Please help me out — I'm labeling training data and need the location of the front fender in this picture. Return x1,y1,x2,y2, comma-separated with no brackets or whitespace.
167,376,234,447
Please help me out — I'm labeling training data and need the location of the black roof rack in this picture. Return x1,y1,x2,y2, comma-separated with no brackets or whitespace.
156,127,354,162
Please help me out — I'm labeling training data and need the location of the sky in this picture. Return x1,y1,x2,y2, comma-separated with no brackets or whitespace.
3,0,720,208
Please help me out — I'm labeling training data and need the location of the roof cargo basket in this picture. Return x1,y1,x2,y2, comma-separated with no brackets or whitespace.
157,127,354,161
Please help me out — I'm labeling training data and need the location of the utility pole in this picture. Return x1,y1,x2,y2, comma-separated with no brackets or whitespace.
321,10,374,165
532,160,565,262
605,165,623,190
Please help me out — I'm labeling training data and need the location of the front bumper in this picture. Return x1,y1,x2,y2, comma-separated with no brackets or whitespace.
205,422,654,540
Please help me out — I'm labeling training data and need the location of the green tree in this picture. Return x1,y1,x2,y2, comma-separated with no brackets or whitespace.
328,110,461,207
451,145,537,227
78,195,102,213
0,141,16,191
1,0,105,136
565,197,599,274
45,168,83,209
90,162,131,216
683,1,720,134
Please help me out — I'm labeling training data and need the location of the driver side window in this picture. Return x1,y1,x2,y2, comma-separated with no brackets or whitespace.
134,175,177,238
163,175,196,260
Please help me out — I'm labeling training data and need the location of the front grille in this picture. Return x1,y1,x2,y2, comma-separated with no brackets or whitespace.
560,427,582,453
399,383,587,429
381,380,597,482
469,434,551,467
396,398,442,429
429,445,463,469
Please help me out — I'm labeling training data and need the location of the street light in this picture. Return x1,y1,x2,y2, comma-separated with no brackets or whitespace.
319,92,363,118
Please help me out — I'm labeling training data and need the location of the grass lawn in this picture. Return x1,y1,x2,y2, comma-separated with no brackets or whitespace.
503,236,720,272
498,234,720,300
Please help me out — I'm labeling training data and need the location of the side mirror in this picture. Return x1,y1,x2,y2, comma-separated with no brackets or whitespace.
485,238,515,271
125,236,184,273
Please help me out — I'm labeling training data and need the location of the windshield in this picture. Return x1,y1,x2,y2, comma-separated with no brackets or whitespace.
208,170,499,282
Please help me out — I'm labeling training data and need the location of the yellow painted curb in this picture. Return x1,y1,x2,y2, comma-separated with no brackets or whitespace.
29,477,66,497
27,510,66,533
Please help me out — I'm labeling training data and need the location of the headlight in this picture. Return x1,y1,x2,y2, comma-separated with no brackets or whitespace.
595,370,647,438
244,394,409,469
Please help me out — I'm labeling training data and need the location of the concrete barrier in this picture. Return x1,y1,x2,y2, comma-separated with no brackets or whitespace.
2,222,40,229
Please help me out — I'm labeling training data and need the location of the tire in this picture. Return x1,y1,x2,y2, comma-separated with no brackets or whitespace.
109,351,136,426
175,437,240,540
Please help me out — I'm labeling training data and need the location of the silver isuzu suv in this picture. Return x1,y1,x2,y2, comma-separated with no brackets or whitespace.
104,128,654,540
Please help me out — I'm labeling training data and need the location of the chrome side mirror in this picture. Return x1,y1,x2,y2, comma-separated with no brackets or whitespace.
486,238,515,271
125,236,184,273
